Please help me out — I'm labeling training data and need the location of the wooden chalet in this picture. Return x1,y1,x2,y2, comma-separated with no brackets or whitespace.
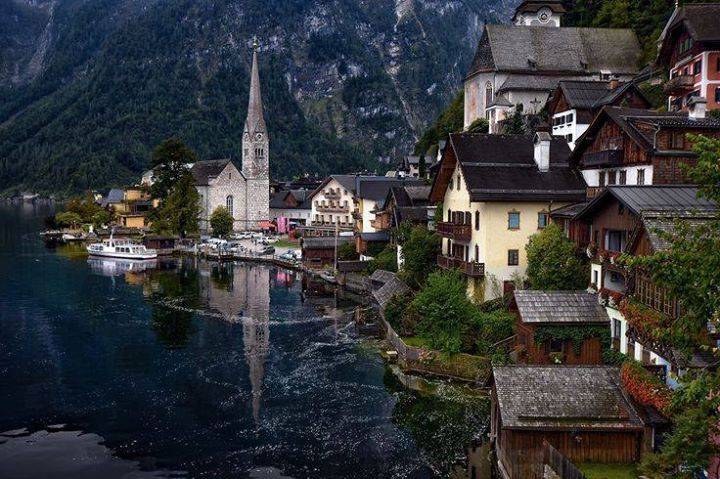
491,365,651,479
569,186,719,383
371,185,431,232
547,80,650,149
571,104,720,197
300,236,353,269
656,3,720,113
512,290,610,365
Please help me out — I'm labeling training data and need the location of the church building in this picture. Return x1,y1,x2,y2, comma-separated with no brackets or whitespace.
192,40,270,232
464,0,642,133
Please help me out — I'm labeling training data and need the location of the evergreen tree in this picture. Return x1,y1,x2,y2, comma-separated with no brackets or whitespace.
150,138,198,200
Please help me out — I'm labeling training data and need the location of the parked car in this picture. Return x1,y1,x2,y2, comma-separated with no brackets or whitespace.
279,251,297,260
233,232,252,240
258,246,275,255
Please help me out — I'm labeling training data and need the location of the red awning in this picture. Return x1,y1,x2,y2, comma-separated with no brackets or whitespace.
259,221,275,230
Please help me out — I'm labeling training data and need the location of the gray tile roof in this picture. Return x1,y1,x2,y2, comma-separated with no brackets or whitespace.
301,236,353,250
190,159,234,186
440,133,586,203
514,290,609,324
369,269,396,286
359,231,390,242
493,365,644,430
372,273,411,310
576,185,718,222
642,214,718,252
550,202,588,219
102,188,125,206
467,25,641,78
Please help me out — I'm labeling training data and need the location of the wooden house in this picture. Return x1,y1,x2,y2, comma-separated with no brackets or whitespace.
656,3,720,113
570,105,720,198
491,365,650,479
300,236,353,269
546,80,650,149
568,186,719,385
513,290,610,365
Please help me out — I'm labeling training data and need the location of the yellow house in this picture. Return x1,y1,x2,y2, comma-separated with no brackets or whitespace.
429,132,586,302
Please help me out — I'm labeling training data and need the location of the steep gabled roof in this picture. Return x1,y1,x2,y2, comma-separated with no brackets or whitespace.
467,25,641,79
575,185,718,221
571,107,720,160
430,133,586,203
493,365,644,431
190,159,237,186
657,4,720,66
514,290,609,324
548,81,650,114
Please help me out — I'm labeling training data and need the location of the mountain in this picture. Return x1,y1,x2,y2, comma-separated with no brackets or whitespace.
0,0,514,195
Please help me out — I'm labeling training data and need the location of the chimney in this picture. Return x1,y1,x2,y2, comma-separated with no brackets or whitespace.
534,132,551,172
688,97,707,120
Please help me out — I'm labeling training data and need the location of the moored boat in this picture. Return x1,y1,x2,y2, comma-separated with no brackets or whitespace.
86,232,157,260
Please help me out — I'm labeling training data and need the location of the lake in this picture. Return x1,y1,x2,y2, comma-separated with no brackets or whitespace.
0,203,487,478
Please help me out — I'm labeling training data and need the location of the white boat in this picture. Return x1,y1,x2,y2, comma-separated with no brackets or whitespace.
86,233,157,260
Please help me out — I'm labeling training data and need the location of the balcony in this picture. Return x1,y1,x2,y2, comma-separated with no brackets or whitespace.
437,255,485,278
436,222,472,241
664,74,695,95
316,204,349,213
582,149,623,168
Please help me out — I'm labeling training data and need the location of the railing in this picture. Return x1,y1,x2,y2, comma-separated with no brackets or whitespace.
323,190,341,199
316,205,349,213
664,74,695,94
543,440,587,479
436,222,472,241
582,149,623,167
437,255,485,278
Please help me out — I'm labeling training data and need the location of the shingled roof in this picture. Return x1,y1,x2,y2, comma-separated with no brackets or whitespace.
301,236,353,250
190,159,236,186
493,365,644,430
658,4,720,65
572,107,720,159
576,186,718,220
372,273,411,310
431,133,586,203
467,25,641,79
514,290,609,324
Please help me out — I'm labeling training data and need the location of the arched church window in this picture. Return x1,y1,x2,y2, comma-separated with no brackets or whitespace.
226,195,234,216
485,82,493,109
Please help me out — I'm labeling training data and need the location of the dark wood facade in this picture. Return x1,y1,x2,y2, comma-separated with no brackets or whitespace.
515,321,604,365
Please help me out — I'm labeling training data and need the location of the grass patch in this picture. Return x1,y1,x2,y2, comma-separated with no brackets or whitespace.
273,239,300,249
578,463,638,479
402,336,429,348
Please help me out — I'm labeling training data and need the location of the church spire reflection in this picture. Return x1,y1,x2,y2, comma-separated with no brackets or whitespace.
201,262,270,425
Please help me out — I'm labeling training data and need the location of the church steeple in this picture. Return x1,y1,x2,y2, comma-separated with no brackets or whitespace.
242,37,269,180
244,37,267,137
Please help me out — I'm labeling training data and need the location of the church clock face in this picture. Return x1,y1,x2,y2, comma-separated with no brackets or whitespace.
537,7,551,23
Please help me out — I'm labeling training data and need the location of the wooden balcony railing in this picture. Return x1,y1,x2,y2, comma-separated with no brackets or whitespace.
664,74,695,95
323,190,341,199
436,222,472,241
437,255,485,278
582,149,623,168
316,205,349,213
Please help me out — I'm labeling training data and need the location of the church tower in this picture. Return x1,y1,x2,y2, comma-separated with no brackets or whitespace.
512,1,565,27
242,38,270,229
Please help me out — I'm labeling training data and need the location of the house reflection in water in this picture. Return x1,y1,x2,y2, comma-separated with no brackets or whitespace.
200,262,271,424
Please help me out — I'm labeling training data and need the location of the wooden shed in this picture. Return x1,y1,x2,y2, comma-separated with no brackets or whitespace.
513,290,610,365
491,365,650,479
300,236,352,269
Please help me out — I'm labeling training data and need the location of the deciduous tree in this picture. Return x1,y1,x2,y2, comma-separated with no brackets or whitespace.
525,223,588,290
210,206,234,238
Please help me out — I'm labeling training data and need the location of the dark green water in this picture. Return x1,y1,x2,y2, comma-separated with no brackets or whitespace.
0,203,486,478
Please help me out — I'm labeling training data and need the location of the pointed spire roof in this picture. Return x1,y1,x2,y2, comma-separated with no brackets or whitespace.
244,37,267,135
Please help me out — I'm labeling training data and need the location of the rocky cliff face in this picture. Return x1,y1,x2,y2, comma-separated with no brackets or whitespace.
0,0,514,194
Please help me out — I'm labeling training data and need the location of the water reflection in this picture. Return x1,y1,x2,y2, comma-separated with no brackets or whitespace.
0,427,186,479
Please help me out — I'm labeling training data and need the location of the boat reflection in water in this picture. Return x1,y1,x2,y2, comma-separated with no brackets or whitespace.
87,257,159,287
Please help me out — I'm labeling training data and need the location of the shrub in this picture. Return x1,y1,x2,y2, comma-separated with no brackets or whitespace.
399,226,440,289
526,223,588,290
412,270,476,353
474,310,515,356
367,245,397,273
210,206,234,238
621,361,672,415
338,242,359,261
55,211,83,228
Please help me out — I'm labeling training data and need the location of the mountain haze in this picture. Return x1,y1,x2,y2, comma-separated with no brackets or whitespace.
0,0,514,195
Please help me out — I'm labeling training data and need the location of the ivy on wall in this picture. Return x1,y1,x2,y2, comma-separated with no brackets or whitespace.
533,325,610,356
